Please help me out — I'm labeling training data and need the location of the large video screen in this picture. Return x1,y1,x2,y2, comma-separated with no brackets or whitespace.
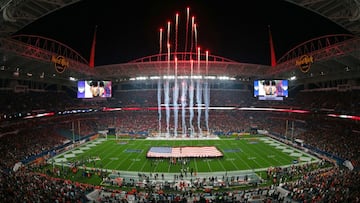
77,80,112,98
254,79,288,100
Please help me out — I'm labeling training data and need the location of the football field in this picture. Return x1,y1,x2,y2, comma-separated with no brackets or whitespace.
52,135,320,174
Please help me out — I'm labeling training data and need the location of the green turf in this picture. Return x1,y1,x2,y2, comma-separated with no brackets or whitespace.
53,135,319,173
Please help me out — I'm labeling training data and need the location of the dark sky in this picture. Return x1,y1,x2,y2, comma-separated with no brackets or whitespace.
17,0,350,66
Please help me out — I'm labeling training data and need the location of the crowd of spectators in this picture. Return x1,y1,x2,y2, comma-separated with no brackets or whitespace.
0,87,359,202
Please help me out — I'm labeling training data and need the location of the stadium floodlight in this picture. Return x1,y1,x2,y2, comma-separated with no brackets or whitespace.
218,76,229,80
135,76,147,80
191,75,202,79
163,75,175,79
178,75,189,79
126,75,238,81
150,76,160,80
204,76,216,79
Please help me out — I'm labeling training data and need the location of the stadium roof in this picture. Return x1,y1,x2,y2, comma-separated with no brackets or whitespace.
0,0,359,88
1,0,357,37
286,0,360,36
0,0,81,38
1,35,358,89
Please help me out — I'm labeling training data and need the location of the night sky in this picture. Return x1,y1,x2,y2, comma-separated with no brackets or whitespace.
16,0,350,66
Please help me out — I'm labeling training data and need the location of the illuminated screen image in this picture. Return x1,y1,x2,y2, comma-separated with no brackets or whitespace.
254,79,288,100
77,80,112,98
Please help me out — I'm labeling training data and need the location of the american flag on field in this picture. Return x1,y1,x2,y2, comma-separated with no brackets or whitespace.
147,146,223,158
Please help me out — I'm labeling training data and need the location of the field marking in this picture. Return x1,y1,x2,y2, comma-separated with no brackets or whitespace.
275,146,286,149
102,143,127,169
282,149,294,153
299,157,312,161
54,158,67,163
167,161,172,172
263,137,319,162
262,137,319,165
239,140,274,168
259,138,292,165
230,147,248,170
290,153,302,157
120,145,145,171
53,137,321,173
64,154,75,158
216,159,227,171
72,150,84,154
206,159,212,172
194,158,199,173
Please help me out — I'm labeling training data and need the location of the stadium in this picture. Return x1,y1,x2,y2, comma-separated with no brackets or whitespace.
0,1,360,202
